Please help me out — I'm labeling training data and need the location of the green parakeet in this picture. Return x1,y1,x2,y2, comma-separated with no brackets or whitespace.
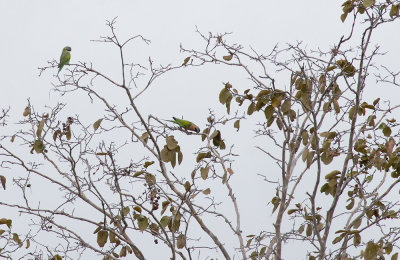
170,117,200,133
58,46,72,75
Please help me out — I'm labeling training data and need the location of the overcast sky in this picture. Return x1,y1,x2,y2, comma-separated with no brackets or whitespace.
1,1,400,259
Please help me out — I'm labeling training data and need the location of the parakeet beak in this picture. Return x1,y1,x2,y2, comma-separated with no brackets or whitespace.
195,127,200,133
66,47,72,52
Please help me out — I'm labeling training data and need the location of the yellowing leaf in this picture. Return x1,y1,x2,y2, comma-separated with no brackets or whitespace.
13,233,22,246
386,137,395,157
184,181,191,192
36,119,45,138
182,56,190,66
201,167,209,180
196,152,211,162
234,120,240,131
93,118,103,131
0,218,12,228
202,188,211,195
140,132,149,144
177,234,186,249
390,4,399,18
365,241,378,260
166,135,179,150
97,230,108,247
23,106,31,117
66,127,71,140
219,88,231,104
122,206,130,217
223,54,233,61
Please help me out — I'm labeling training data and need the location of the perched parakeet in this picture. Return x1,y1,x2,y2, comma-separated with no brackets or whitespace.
170,117,200,133
57,46,72,75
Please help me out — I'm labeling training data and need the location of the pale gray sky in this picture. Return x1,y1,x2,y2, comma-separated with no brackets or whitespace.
1,0,399,259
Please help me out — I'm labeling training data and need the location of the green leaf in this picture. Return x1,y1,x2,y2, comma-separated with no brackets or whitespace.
271,196,280,213
149,223,159,234
93,118,103,131
93,226,102,234
145,173,156,186
306,224,312,237
365,241,378,260
161,201,170,215
51,255,62,260
362,0,374,8
138,216,149,231
144,161,154,168
201,167,209,180
392,252,398,260
349,106,356,120
332,233,345,244
298,224,304,234
182,56,190,66
169,212,181,233
33,139,45,153
0,218,12,228
97,230,108,247
247,102,256,115
160,216,171,228
325,170,341,180
383,126,392,137
353,218,362,229
271,95,283,108
122,206,130,217
281,99,291,113
196,152,211,162
390,4,399,18
385,242,393,254
133,171,144,177
264,105,274,120
346,198,354,210
225,94,232,114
